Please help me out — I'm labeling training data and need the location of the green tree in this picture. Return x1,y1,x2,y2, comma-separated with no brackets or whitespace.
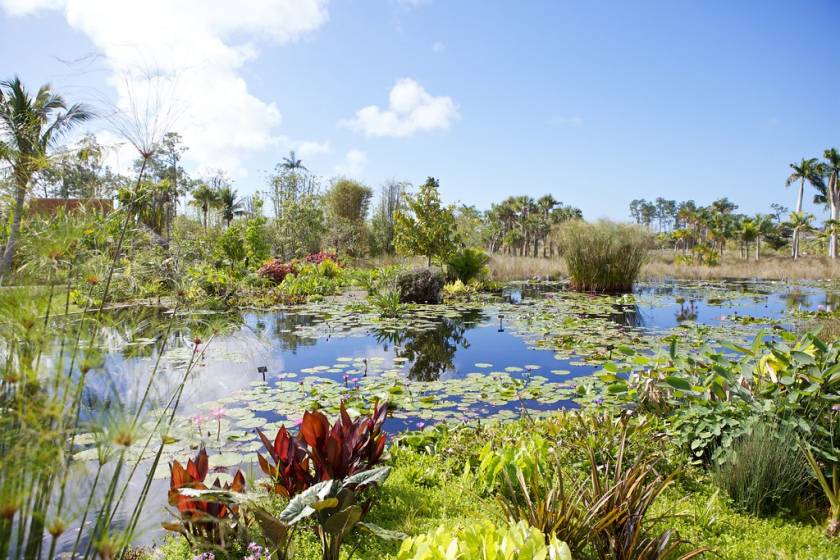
394,177,458,266
787,211,814,260
822,149,840,258
217,186,244,227
786,158,824,258
368,180,405,256
0,76,91,277
189,182,218,230
324,177,372,257
272,195,325,260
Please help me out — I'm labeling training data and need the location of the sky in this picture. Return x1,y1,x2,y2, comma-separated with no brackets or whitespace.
1,0,839,220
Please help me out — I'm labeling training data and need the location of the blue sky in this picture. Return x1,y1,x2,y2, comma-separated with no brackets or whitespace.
2,0,839,220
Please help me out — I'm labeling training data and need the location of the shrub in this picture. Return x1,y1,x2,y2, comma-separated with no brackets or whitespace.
396,268,444,304
255,401,389,497
442,279,477,301
304,251,338,265
555,220,652,293
395,519,572,560
712,422,810,517
317,258,341,279
257,259,298,284
300,401,388,481
256,425,313,498
445,247,489,283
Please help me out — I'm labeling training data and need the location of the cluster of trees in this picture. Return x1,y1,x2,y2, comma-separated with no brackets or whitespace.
631,197,791,260
629,148,840,261
484,196,582,257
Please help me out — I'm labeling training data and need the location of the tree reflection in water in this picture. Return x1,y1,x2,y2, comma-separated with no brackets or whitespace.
373,308,485,381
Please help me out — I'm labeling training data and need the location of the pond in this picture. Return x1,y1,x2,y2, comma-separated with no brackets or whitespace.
60,278,839,548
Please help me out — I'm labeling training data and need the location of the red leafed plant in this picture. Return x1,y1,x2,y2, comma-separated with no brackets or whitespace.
255,401,389,498
256,425,314,497
257,259,298,284
166,447,246,544
304,251,339,265
299,400,388,481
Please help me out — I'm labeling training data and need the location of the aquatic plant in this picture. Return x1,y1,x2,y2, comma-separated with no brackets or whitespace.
395,519,572,560
555,220,652,293
369,289,406,318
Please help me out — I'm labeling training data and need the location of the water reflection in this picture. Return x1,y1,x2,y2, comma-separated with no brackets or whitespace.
373,308,485,381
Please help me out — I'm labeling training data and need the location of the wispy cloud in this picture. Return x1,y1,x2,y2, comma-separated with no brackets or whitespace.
339,78,459,138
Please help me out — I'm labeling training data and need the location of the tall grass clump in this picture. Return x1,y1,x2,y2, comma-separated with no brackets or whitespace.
712,423,811,517
555,220,652,293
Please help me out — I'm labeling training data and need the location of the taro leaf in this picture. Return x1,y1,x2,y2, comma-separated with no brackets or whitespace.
357,522,407,541
323,505,362,539
790,351,815,366
664,376,693,392
251,506,290,548
280,480,334,524
341,466,391,489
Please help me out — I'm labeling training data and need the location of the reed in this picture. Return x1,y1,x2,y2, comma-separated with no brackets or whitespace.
555,220,652,293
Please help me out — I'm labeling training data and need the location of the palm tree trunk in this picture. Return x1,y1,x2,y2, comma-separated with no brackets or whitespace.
830,175,839,259
793,177,805,258
0,172,29,281
755,237,760,260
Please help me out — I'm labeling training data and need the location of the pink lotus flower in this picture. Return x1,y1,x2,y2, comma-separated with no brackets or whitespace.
211,407,226,420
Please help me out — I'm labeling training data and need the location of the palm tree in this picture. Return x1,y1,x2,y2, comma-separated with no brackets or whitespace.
281,150,307,172
217,186,244,227
0,77,92,278
787,211,815,260
786,158,824,258
822,149,840,258
739,219,758,260
189,183,218,230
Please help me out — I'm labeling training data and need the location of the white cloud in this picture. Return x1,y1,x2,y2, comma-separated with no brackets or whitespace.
1,0,329,177
432,41,445,53
339,78,459,138
334,149,367,176
297,140,331,158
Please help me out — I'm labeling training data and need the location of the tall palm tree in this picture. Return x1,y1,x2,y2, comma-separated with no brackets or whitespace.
281,150,307,172
822,148,840,258
0,76,91,278
217,186,244,227
786,158,824,259
189,183,218,230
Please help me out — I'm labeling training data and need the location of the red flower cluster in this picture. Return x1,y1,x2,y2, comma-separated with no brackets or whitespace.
304,251,339,265
257,259,298,284
256,400,387,497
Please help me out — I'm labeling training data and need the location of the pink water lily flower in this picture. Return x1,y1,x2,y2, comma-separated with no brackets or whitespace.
211,407,226,420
